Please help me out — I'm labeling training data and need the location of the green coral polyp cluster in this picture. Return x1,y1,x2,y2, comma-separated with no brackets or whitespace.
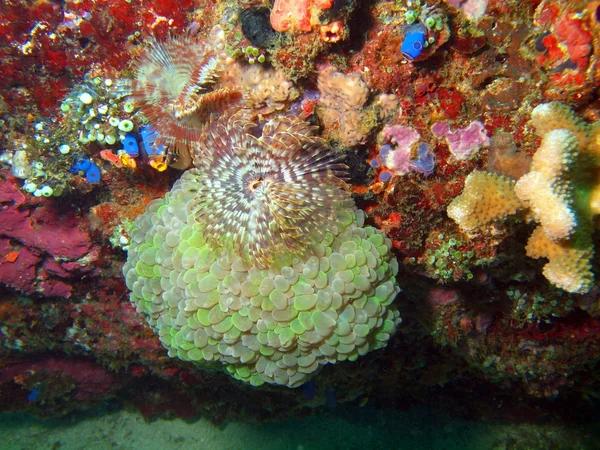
60,75,137,146
508,287,575,325
423,235,490,282
403,0,445,32
123,171,401,387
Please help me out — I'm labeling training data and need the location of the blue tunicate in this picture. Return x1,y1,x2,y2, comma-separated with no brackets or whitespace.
412,143,435,176
69,158,91,174
379,144,392,166
140,126,165,157
123,133,139,157
70,157,101,183
379,170,393,182
401,23,427,61
302,380,317,400
85,161,101,183
370,158,380,168
28,387,40,403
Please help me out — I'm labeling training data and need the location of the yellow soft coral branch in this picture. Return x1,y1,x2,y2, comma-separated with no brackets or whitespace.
448,102,599,294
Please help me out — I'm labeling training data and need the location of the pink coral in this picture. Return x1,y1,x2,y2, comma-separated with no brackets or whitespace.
377,125,435,176
270,0,333,33
0,240,39,294
0,172,98,298
444,0,488,21
431,120,489,160
383,125,421,151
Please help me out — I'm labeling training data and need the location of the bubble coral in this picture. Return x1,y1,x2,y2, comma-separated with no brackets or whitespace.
123,113,402,387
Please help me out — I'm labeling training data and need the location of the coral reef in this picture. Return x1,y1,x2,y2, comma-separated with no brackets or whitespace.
270,0,353,45
421,285,600,398
2,0,600,432
530,0,598,103
270,0,330,34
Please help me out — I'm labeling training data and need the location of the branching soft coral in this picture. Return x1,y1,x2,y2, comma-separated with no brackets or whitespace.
448,102,600,294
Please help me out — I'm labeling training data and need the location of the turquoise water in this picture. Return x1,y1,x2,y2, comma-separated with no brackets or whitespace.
1,405,598,450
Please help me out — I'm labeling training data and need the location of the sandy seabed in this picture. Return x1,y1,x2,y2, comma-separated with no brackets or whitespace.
0,405,598,450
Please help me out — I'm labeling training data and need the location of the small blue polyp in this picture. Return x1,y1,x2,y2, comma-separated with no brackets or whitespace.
69,157,101,183
123,133,139,157
85,161,101,183
401,23,427,60
69,158,91,174
140,126,165,157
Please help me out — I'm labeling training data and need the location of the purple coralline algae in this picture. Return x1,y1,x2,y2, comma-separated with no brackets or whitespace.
383,125,421,152
379,125,435,177
381,125,418,174
431,120,490,160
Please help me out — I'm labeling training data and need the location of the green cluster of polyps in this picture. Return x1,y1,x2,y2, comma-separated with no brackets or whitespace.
59,74,137,147
243,45,266,64
0,73,141,198
123,170,401,387
422,234,491,282
402,0,446,47
507,286,575,325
